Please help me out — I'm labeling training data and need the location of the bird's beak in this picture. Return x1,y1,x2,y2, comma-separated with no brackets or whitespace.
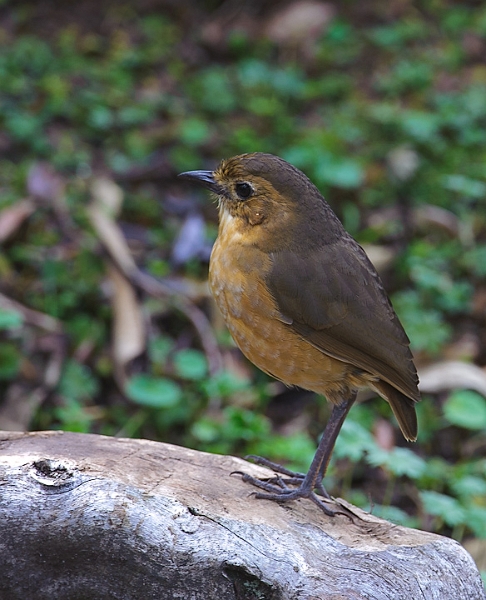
178,170,223,194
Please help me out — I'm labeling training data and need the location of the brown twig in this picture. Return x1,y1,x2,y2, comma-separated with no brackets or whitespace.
87,204,223,375
130,269,223,375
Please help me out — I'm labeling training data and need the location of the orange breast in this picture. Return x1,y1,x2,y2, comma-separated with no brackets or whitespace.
208,220,368,403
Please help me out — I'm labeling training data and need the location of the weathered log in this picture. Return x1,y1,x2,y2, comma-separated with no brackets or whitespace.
0,430,483,600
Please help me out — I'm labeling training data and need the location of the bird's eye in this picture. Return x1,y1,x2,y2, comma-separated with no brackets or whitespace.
235,182,253,200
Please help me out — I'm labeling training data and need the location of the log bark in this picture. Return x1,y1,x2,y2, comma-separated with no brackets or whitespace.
0,430,483,600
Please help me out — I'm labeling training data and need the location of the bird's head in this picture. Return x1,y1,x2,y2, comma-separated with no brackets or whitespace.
179,153,344,249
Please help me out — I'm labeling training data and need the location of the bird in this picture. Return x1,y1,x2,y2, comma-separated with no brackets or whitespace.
179,152,420,515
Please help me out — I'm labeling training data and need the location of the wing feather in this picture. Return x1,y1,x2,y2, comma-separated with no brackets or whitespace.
267,237,420,402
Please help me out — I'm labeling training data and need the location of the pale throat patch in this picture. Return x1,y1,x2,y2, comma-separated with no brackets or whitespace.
218,205,245,242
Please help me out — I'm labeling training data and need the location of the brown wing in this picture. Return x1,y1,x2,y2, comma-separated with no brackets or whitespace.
267,236,420,403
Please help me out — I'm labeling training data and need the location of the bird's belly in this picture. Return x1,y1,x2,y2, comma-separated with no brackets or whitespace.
209,239,359,400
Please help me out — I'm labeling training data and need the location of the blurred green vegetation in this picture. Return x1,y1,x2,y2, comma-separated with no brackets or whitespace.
1,0,486,569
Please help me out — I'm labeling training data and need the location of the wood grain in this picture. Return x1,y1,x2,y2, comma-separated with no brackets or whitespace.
0,430,483,600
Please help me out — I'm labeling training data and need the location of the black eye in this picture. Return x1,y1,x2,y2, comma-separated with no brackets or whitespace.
235,182,253,200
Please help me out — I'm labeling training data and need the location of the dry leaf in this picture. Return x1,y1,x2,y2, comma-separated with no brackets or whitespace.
265,1,335,46
0,332,66,431
91,177,124,218
463,539,486,572
387,146,420,181
419,361,486,396
27,162,64,202
361,244,396,273
89,185,222,375
27,161,76,237
0,385,48,431
172,211,207,266
109,264,146,385
415,205,459,237
0,200,35,243
374,419,396,451
87,204,137,276
0,292,62,333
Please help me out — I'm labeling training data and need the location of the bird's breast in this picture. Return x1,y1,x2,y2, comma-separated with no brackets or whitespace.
209,220,360,399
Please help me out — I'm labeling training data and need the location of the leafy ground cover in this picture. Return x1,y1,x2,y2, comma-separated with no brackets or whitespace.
0,0,486,577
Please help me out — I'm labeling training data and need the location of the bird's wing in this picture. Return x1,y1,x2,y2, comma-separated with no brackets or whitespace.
267,237,420,402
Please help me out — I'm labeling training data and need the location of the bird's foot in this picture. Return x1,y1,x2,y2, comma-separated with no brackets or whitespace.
244,454,330,498
232,455,346,517
238,471,338,516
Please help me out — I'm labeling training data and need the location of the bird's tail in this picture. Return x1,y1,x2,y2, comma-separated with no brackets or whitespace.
372,381,418,442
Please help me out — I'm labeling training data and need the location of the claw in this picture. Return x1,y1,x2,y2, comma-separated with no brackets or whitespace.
241,454,331,498
245,455,306,478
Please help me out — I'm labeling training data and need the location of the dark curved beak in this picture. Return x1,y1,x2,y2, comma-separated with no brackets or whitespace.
178,170,222,194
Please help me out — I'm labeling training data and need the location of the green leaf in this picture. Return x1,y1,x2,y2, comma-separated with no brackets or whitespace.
55,398,95,433
190,407,271,455
59,360,99,402
193,66,237,114
367,446,427,478
126,375,182,408
0,343,21,380
334,420,375,462
224,406,270,441
191,419,219,443
444,390,486,430
201,370,250,399
463,246,486,277
0,309,23,330
420,491,466,527
451,475,486,499
400,110,439,141
442,174,486,199
392,290,452,354
179,118,210,147
148,336,174,364
88,105,114,130
316,157,364,189
463,505,486,538
255,432,316,473
173,349,208,381
417,457,452,487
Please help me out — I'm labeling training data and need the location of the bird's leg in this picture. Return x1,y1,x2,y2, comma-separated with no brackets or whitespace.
237,393,357,515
